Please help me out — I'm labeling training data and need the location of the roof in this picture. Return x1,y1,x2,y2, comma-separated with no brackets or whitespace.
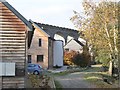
29,20,50,37
0,0,33,31
64,39,85,47
74,39,85,47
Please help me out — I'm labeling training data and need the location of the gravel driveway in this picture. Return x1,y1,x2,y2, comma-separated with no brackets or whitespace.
54,72,96,88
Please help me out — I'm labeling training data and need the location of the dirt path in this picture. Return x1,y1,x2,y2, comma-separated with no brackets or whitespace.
54,72,96,88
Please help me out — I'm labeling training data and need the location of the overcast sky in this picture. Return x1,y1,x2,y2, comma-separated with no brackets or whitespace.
6,0,84,29
6,0,119,29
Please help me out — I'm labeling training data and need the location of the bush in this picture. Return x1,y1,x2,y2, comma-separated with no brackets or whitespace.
64,50,91,67
72,52,91,67
64,50,77,65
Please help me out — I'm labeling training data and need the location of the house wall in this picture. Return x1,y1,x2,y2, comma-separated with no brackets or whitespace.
64,40,83,53
28,28,49,68
48,38,54,69
0,3,27,88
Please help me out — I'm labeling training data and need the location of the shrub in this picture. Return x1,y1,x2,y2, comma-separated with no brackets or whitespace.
64,50,77,65
72,52,91,67
64,50,91,67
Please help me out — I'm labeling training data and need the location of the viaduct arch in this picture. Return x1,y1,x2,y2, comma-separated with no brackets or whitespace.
35,22,80,44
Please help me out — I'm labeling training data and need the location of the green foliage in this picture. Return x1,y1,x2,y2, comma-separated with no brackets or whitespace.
71,0,118,67
95,51,110,66
72,52,91,67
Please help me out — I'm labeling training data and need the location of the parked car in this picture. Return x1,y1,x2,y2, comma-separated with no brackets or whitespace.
27,64,43,75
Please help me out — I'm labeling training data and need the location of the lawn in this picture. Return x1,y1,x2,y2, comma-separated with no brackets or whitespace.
83,65,119,88
52,67,88,76
48,64,119,88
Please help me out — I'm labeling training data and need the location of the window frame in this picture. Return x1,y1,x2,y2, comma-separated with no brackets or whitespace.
39,39,42,47
37,55,44,62
28,55,31,63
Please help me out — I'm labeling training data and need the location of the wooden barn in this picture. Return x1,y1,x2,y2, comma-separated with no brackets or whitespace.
0,0,32,89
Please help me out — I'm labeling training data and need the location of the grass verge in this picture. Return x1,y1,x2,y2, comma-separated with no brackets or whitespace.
84,71,119,88
53,67,88,76
54,80,63,90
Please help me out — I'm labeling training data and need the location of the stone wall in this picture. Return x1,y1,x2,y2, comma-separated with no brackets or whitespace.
28,28,49,68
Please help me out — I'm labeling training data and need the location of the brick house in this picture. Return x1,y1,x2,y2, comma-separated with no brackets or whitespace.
28,20,64,69
28,20,53,69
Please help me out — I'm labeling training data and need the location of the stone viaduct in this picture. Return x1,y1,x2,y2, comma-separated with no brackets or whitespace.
34,22,80,44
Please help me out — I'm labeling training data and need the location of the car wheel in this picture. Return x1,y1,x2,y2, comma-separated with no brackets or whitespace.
33,70,39,75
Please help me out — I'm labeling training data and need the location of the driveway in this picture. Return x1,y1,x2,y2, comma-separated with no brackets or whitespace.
54,72,96,88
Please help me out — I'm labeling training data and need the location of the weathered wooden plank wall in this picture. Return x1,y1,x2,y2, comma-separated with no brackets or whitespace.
0,2,26,88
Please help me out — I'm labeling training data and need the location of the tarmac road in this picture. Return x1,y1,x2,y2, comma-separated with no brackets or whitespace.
54,72,96,88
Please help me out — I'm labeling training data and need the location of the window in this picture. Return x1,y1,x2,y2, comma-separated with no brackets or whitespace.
65,48,69,52
37,55,43,62
28,55,31,63
39,39,42,46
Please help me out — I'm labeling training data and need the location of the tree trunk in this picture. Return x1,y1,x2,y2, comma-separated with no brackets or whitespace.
108,60,113,76
104,22,115,76
118,1,120,88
